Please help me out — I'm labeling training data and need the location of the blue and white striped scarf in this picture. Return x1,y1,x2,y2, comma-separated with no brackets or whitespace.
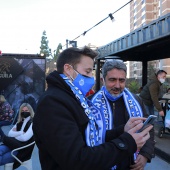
91,86,143,140
91,86,143,169
60,74,100,147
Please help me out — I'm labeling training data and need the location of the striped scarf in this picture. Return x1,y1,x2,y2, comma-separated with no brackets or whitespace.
60,74,100,147
91,86,143,169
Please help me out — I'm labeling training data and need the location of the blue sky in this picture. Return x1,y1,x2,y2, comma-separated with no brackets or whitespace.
0,0,130,54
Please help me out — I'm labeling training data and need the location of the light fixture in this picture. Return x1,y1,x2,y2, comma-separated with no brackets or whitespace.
83,31,87,36
109,13,115,22
69,41,77,47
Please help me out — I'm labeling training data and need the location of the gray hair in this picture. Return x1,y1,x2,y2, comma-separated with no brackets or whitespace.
102,59,127,79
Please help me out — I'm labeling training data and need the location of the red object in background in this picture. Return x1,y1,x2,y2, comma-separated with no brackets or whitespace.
86,89,95,97
0,50,2,55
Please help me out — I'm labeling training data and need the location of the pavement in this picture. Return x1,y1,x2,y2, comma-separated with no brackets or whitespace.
145,155,170,169
154,119,170,164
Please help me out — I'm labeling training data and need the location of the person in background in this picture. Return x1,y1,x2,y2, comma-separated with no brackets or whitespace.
89,59,155,170
33,47,153,170
140,70,167,116
0,103,34,167
0,95,14,141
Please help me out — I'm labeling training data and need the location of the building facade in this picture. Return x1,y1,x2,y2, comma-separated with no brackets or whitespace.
129,0,170,80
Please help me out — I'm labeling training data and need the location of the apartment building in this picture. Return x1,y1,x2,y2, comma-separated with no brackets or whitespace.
129,0,170,79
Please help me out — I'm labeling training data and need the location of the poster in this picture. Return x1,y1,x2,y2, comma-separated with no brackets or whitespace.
0,55,46,113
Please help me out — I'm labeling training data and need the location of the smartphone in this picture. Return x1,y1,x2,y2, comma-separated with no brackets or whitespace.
137,115,157,133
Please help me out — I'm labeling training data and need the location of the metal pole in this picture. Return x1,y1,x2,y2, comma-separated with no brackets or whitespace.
142,60,148,86
66,39,69,49
95,59,101,91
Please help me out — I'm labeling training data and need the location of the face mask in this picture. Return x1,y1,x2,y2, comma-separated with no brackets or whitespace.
159,78,165,84
72,73,95,96
21,112,31,118
103,86,123,102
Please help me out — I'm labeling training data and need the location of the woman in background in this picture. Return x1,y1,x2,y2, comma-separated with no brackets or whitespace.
0,103,34,166
0,95,14,141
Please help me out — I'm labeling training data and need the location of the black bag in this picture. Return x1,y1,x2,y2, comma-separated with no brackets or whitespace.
2,135,26,150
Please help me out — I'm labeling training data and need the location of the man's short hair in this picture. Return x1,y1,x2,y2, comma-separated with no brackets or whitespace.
56,46,98,73
156,70,167,76
102,59,127,79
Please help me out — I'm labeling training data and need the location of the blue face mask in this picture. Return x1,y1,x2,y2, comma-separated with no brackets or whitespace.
72,73,95,96
103,86,123,102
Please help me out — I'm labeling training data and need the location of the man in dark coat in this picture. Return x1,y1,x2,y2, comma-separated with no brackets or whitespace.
33,47,153,170
140,70,167,116
89,60,155,170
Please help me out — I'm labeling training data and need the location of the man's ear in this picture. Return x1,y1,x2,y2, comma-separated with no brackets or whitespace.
63,64,72,76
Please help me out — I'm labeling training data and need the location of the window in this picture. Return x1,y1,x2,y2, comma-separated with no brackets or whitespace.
134,15,137,20
142,0,145,4
142,7,145,12
134,8,137,14
134,1,137,7
142,14,145,20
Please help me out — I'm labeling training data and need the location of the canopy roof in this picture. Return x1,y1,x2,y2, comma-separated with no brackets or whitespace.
97,13,170,62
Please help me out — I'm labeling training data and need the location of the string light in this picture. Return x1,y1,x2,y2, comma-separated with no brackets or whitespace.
62,0,133,48
109,13,115,22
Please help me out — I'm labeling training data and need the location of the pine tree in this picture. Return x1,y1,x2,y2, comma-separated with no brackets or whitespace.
53,43,62,61
40,30,51,58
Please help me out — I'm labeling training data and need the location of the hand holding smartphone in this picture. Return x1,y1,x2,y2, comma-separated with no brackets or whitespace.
137,115,157,133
